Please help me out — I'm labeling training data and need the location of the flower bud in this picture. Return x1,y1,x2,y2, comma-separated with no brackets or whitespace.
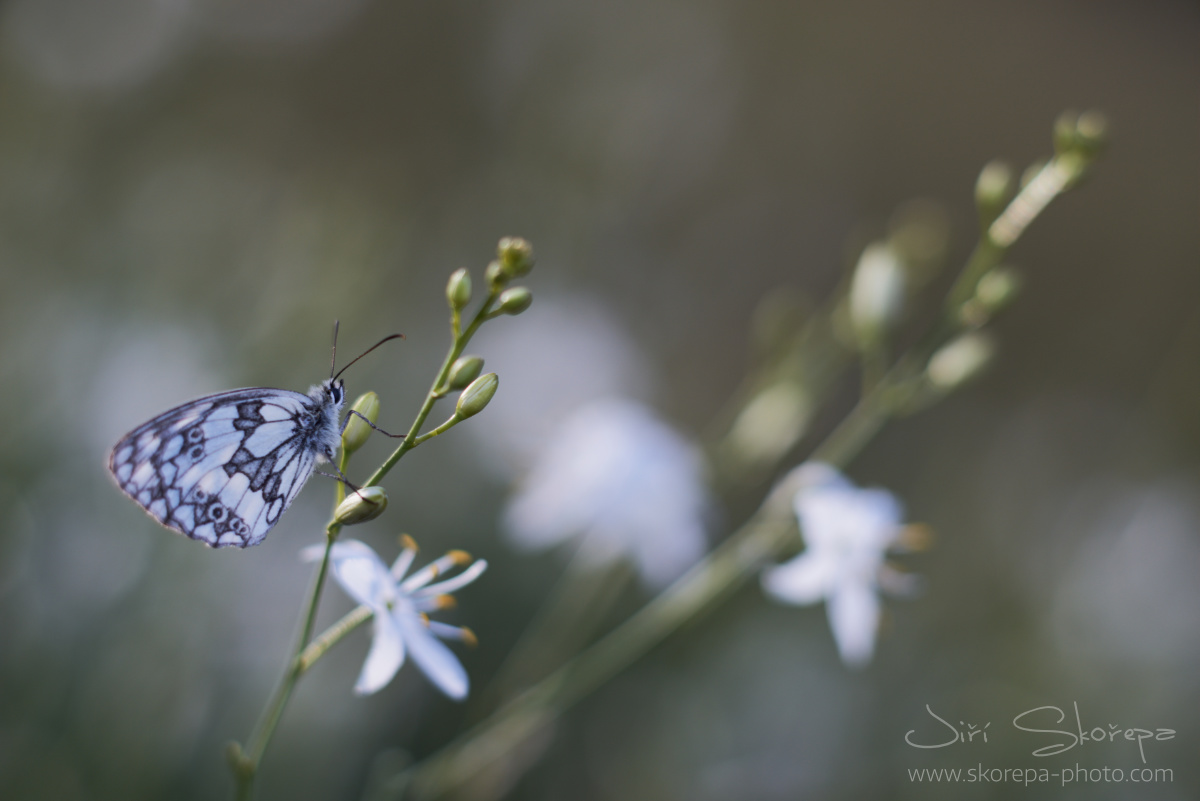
446,268,472,311
1053,109,1079,155
455,373,498,419
333,486,388,525
726,382,813,467
1073,110,1108,158
848,243,905,347
927,333,995,390
497,236,534,278
341,392,381,455
974,268,1022,312
446,355,484,390
496,287,533,316
975,161,1013,227
485,259,507,289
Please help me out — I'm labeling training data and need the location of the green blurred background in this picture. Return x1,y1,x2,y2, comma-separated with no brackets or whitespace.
0,0,1196,799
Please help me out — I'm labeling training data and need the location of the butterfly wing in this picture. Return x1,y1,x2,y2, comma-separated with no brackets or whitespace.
109,388,325,548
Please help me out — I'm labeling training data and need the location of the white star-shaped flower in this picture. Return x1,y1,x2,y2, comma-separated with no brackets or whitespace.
761,462,917,667
503,398,710,589
302,538,487,697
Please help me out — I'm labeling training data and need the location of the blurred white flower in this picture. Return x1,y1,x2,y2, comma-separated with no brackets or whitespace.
761,463,916,667
302,538,486,698
473,296,652,474
503,398,709,589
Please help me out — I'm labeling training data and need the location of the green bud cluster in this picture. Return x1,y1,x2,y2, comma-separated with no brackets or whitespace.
497,237,534,278
1054,110,1108,160
486,237,536,293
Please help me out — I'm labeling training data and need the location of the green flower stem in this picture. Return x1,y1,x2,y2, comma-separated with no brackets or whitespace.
362,291,498,489
234,526,340,800
231,290,501,799
411,414,461,446
299,604,374,673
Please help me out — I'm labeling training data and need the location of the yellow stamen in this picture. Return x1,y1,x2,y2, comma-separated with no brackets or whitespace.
898,523,934,551
459,627,478,648
399,533,418,552
446,549,471,566
433,594,457,610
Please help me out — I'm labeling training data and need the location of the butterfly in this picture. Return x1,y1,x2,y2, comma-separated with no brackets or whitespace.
108,330,402,548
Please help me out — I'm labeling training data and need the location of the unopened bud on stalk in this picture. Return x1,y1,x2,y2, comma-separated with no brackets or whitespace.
496,287,533,316
927,333,995,390
1053,110,1107,156
1072,111,1108,158
848,243,905,348
446,268,472,311
497,237,534,278
1053,110,1079,155
341,392,381,455
446,355,484,390
333,486,389,525
456,373,498,419
975,161,1014,228
485,260,507,290
974,268,1022,312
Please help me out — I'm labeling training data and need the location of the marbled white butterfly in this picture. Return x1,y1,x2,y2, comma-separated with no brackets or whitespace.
108,330,401,548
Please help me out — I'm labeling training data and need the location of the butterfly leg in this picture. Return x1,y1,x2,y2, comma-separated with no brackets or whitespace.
315,466,361,493
341,410,406,438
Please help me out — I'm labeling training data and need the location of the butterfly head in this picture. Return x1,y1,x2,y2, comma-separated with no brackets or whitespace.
322,378,346,407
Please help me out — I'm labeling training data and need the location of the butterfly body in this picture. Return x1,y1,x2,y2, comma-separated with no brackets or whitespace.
109,378,346,548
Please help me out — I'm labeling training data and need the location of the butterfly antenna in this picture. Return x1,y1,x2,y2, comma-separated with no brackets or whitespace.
333,333,405,382
329,320,341,379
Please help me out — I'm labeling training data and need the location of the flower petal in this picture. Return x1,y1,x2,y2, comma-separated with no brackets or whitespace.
412,559,488,598
397,611,469,700
355,614,406,695
324,540,396,612
389,536,419,581
761,552,836,605
427,621,476,644
827,580,881,667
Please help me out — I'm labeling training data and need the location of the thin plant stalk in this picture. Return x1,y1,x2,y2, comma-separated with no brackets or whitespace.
229,288,502,799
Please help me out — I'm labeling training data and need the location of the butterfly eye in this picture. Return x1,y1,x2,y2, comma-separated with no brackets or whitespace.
210,504,225,521
191,488,207,502
186,427,204,443
189,445,204,459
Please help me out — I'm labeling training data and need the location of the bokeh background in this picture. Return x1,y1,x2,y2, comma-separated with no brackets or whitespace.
0,0,1197,799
